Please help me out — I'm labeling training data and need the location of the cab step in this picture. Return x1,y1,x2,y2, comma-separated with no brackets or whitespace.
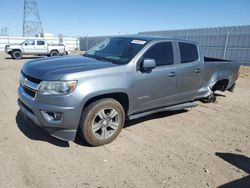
128,102,197,120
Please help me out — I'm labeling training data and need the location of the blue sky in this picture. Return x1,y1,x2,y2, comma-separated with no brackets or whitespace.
0,0,250,37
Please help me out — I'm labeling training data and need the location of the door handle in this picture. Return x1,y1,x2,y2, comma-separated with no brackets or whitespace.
194,68,201,73
168,72,176,77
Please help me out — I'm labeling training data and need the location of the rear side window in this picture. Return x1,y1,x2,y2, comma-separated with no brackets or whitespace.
179,42,198,63
144,42,173,66
37,41,45,45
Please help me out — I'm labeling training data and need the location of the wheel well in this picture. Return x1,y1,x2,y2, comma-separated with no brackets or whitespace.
12,49,22,53
50,49,59,53
84,93,129,115
212,79,229,91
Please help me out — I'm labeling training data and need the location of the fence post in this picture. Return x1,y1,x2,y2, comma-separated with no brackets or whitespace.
86,35,88,51
76,37,79,50
223,32,230,59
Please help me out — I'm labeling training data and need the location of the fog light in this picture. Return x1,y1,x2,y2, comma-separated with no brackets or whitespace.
41,111,63,122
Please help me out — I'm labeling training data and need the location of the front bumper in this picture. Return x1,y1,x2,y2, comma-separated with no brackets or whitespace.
17,86,80,141
5,49,12,55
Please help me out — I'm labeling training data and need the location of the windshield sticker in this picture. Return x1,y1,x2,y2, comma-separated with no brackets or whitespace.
131,40,146,45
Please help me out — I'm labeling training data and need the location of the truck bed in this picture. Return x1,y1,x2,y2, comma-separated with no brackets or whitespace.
204,56,230,62
202,57,240,90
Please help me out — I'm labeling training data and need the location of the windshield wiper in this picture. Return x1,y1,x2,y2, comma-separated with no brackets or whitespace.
84,54,112,63
95,56,111,62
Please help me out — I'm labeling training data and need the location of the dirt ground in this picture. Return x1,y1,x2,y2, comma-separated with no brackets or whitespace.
0,52,249,188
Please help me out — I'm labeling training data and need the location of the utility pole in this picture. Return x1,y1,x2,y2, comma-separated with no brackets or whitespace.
0,27,8,36
23,0,43,37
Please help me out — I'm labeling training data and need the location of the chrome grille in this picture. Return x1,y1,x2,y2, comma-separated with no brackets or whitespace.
22,86,36,98
20,72,40,99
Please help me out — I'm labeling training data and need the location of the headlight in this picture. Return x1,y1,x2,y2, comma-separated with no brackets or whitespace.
38,81,77,95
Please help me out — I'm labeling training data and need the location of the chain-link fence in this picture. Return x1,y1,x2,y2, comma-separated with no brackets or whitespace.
80,36,109,51
80,25,250,64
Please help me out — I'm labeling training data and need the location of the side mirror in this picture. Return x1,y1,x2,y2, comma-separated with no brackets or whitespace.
24,43,27,46
141,59,156,71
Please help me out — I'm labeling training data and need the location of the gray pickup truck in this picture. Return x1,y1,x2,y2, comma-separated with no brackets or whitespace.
18,36,240,146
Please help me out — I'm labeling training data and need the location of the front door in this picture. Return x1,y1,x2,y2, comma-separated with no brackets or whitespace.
23,40,36,54
134,42,179,113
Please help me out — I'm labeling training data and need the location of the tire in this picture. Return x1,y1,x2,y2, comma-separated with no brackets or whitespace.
78,98,125,146
12,50,23,60
201,94,216,103
50,50,59,56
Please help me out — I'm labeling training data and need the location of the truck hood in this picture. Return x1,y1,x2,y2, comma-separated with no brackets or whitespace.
22,56,118,80
8,44,22,48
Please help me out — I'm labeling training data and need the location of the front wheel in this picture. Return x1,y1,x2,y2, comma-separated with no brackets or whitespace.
78,98,125,146
12,50,23,60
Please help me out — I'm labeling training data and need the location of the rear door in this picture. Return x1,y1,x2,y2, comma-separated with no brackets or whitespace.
134,41,179,112
35,40,47,54
176,42,203,102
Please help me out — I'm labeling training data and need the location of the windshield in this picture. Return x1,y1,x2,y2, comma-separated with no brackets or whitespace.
21,40,27,45
84,37,148,64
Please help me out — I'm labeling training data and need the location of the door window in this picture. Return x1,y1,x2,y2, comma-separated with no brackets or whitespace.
25,40,35,46
179,42,198,63
144,42,174,66
37,41,45,45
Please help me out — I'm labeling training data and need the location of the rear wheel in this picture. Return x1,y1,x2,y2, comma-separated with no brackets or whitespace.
12,50,23,60
78,98,125,146
201,94,216,103
50,50,59,56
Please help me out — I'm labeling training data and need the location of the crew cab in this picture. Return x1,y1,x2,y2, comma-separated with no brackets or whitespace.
17,36,240,146
5,39,65,59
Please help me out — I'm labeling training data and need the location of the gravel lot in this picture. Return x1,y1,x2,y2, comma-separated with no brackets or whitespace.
0,52,249,188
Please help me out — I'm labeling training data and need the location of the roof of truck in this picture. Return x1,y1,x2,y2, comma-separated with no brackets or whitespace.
111,35,165,41
110,35,197,44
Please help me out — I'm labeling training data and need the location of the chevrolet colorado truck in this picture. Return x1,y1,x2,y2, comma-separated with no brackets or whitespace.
5,39,65,59
17,36,240,146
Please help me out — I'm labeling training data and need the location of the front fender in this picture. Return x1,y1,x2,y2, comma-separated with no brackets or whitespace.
75,75,133,115
80,88,130,106
12,48,24,53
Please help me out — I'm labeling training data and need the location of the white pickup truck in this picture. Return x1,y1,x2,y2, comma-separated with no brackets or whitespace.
5,39,65,59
